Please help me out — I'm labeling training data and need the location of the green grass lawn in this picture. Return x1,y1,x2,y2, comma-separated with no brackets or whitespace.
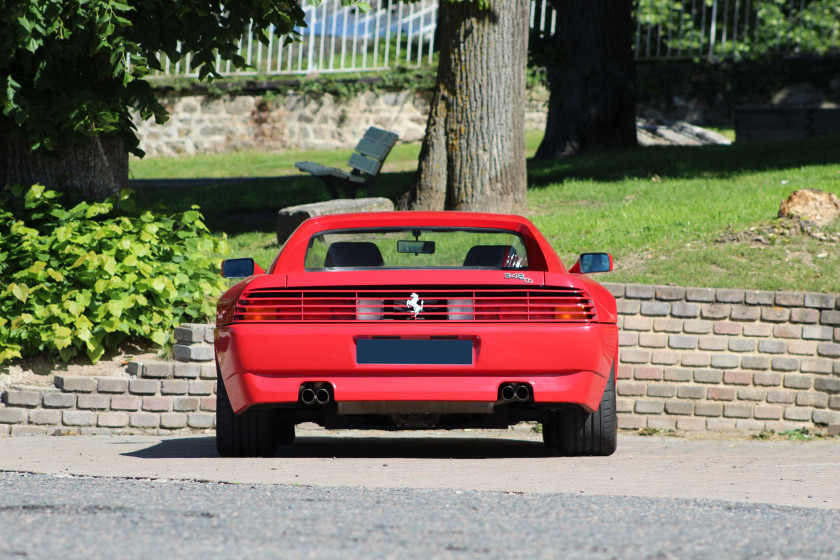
129,133,840,293
129,140,426,179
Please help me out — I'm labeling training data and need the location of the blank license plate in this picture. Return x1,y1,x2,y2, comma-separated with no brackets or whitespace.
356,339,473,365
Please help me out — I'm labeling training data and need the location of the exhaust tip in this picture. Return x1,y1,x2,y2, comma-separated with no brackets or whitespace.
300,387,317,405
501,385,516,402
500,383,533,403
300,382,333,406
315,387,331,405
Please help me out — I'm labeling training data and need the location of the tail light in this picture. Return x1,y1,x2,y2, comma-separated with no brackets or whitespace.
475,298,528,321
531,298,590,321
303,297,355,321
235,298,301,321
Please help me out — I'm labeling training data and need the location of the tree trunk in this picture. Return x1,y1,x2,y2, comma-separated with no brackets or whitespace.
400,0,529,213
535,0,637,159
1,118,128,200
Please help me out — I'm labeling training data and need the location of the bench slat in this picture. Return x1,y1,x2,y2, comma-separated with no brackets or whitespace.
295,161,333,174
355,138,394,160
349,152,383,176
361,127,399,146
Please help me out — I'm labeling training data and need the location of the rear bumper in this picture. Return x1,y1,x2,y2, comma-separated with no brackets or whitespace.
215,322,618,414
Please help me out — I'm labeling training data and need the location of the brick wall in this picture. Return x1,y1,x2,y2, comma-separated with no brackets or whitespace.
2,285,839,437
604,283,840,433
0,325,218,436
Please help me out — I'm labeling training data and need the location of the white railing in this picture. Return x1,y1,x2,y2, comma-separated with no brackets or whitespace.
144,0,840,78
146,0,437,78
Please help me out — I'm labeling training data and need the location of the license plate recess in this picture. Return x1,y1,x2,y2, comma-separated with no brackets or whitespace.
356,339,473,365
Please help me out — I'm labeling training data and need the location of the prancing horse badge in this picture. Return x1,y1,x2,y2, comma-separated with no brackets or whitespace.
406,293,424,318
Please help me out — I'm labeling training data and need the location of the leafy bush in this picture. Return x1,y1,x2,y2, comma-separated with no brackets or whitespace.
0,184,229,364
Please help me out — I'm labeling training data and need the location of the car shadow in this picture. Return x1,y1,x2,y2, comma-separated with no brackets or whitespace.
121,434,558,460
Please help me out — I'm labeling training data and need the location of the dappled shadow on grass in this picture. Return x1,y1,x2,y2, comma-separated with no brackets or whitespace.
131,171,414,235
526,135,840,189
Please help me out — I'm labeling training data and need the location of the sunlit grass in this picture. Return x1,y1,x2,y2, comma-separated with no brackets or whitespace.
131,133,840,292
129,130,546,179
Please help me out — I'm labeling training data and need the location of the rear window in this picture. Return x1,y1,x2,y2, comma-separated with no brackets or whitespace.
304,227,529,270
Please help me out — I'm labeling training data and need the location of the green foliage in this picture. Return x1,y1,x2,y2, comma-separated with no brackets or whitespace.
215,67,437,103
529,0,840,67
0,0,315,156
286,68,436,99
778,427,815,440
0,184,229,365
754,427,840,440
634,0,840,59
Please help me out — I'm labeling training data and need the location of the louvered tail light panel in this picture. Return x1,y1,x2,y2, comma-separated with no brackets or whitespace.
233,288,597,322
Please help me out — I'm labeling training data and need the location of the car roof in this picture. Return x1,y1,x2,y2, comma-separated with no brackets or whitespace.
272,211,565,273
300,211,539,232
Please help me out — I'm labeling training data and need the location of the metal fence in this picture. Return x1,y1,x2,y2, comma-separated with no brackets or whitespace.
634,0,840,61
146,0,840,78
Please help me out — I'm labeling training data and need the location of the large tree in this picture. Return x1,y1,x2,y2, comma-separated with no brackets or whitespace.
535,0,637,159
400,0,529,213
0,0,307,199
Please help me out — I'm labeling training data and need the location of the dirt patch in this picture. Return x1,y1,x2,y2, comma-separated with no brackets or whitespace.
628,426,839,441
715,216,840,246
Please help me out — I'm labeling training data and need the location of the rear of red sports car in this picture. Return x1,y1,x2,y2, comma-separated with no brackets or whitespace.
214,212,618,457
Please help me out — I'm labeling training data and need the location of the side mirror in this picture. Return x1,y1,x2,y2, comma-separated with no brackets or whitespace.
221,258,265,278
570,252,613,274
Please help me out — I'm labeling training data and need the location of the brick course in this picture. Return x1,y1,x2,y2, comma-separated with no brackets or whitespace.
3,390,41,408
97,378,129,394
28,409,62,425
42,393,76,409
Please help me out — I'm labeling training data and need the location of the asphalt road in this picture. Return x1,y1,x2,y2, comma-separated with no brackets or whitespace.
1,430,839,559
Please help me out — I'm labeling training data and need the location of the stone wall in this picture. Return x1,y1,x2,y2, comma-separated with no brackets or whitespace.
604,283,840,434
2,285,839,437
134,58,840,157
134,88,549,157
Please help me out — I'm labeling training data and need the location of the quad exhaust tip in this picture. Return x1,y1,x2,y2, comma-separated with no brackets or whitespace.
300,383,332,406
501,385,516,401
500,383,532,403
315,388,330,405
300,387,317,405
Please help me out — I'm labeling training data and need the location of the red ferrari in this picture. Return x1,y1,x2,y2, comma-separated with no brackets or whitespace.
215,212,618,457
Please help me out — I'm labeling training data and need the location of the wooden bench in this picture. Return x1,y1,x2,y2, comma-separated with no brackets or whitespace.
735,107,840,142
295,127,399,198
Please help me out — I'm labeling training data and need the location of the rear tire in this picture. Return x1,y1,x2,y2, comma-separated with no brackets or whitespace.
274,414,296,445
216,368,276,458
541,418,557,447
215,367,235,457
555,364,617,457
